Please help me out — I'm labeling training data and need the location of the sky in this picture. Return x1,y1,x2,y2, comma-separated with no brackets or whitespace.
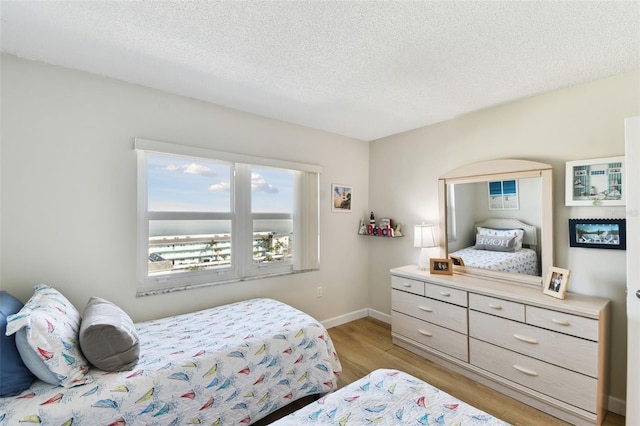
147,153,293,213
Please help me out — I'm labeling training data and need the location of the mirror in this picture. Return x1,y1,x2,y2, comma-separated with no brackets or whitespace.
437,159,553,286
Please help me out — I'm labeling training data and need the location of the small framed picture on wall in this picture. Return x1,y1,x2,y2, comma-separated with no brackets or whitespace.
331,184,352,212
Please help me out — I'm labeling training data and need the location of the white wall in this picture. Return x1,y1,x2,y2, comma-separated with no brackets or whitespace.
368,70,640,405
0,54,370,324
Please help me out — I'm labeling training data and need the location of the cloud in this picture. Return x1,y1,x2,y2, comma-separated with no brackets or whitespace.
209,181,231,192
252,173,278,194
164,164,180,172
183,163,218,177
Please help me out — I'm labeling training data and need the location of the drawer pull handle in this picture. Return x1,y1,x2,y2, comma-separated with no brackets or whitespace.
402,283,412,288
488,304,503,310
418,305,433,312
513,365,539,377
552,318,571,326
513,334,538,344
417,329,433,337
440,291,451,297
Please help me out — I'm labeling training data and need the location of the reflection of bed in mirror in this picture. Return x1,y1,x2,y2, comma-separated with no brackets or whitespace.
449,218,538,276
438,159,553,286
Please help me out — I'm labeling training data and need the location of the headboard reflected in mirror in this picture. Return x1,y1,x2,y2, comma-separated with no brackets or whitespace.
438,159,553,287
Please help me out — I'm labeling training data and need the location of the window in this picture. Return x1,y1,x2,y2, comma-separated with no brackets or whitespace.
136,138,321,294
447,183,457,242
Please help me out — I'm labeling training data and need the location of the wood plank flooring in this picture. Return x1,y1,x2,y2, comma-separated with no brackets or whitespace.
256,317,625,425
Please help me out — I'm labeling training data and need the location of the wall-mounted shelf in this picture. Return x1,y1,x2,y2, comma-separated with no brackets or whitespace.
359,214,403,238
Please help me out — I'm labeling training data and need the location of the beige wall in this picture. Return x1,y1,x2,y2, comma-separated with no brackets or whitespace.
0,54,370,324
368,70,640,405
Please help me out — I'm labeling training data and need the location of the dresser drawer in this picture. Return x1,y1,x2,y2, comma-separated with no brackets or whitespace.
469,293,524,321
470,339,597,413
392,311,468,362
392,290,468,333
425,282,467,307
391,275,424,296
526,306,599,341
469,311,598,377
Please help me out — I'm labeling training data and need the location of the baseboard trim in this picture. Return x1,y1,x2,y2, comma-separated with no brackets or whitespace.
367,308,391,324
608,395,625,416
321,308,368,329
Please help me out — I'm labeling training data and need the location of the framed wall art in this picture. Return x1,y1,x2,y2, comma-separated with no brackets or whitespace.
568,218,626,250
332,184,352,212
488,179,519,210
565,156,625,206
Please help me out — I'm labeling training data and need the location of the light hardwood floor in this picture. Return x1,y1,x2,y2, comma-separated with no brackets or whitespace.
256,317,624,425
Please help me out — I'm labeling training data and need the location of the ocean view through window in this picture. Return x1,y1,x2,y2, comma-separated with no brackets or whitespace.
136,138,321,294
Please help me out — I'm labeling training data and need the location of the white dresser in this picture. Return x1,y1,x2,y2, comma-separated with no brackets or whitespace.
390,265,610,425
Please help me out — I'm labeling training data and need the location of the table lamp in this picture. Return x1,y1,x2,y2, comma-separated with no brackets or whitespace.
414,224,437,270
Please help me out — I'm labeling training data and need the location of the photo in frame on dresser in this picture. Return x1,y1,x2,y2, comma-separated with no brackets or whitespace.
543,266,571,299
449,255,464,266
430,258,453,275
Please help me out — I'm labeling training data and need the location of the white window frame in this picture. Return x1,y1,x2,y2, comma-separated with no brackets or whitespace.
447,183,457,243
135,138,322,295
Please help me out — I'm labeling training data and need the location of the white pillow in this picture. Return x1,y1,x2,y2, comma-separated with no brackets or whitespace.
6,285,91,387
477,227,524,251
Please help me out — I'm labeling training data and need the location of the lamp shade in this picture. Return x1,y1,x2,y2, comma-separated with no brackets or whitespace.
414,224,436,248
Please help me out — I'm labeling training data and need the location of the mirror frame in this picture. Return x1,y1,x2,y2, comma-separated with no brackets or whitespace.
438,159,553,287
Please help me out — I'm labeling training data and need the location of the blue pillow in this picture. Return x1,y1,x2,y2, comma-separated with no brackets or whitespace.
0,291,36,396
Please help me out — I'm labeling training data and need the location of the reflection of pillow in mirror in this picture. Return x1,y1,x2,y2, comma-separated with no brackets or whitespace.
475,234,517,252
477,227,524,250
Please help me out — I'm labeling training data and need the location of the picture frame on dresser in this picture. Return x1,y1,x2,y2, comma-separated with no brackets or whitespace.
430,258,453,275
565,156,625,206
543,266,571,299
449,255,464,266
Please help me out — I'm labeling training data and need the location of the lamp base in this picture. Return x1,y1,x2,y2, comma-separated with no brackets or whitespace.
418,248,430,271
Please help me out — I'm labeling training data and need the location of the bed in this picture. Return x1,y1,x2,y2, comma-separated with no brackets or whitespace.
271,369,510,425
1,295,341,425
450,218,539,276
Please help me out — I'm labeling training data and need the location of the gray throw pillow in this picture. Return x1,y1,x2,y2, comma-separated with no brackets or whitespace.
79,296,139,371
474,234,516,252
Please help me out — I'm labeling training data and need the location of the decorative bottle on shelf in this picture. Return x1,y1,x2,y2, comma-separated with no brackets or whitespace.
369,212,375,225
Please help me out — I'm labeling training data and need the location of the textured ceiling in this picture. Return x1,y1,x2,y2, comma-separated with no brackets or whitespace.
1,1,639,141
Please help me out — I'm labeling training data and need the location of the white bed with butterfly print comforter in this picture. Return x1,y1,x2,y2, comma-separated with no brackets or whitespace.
0,298,341,426
272,369,510,425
